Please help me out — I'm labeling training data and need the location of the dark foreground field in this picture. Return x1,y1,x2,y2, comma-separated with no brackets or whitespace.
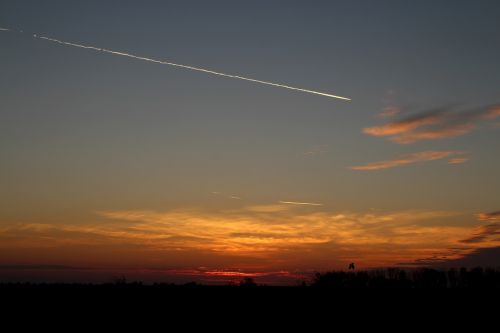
2,269,499,319
2,267,500,291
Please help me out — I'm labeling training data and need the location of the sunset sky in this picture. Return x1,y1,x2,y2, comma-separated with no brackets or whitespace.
1,0,499,284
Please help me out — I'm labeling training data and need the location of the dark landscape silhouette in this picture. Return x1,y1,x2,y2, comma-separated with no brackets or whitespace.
2,267,500,291
2,2,500,310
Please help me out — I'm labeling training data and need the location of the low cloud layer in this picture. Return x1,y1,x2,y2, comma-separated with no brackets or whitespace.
0,207,488,271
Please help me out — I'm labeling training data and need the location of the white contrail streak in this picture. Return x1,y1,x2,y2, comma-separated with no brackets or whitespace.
278,201,323,206
1,27,351,101
0,27,10,31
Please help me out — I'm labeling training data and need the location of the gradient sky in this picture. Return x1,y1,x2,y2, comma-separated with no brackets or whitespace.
1,0,499,284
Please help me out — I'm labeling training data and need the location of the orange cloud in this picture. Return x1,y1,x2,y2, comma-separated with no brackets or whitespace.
390,123,476,144
483,106,500,119
402,211,500,266
456,212,500,247
350,150,463,171
364,111,444,137
363,105,500,144
1,208,489,271
478,211,500,222
448,157,469,165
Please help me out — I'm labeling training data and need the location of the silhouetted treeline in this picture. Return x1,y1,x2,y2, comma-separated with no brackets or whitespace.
1,267,500,290
312,267,500,288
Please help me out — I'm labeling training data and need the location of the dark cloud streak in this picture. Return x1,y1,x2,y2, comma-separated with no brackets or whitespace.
364,104,500,144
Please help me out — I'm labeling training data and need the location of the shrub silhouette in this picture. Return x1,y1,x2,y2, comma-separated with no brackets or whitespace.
239,277,257,287
311,267,500,288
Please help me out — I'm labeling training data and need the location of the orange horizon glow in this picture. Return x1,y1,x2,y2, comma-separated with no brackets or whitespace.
1,206,499,283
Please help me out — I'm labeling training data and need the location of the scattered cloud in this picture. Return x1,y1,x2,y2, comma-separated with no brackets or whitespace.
478,211,500,222
210,192,242,200
379,106,401,118
379,90,401,118
301,145,328,156
363,104,500,144
350,150,463,171
448,157,469,165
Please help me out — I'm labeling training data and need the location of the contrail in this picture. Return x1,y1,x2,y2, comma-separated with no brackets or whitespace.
0,27,351,101
278,201,323,206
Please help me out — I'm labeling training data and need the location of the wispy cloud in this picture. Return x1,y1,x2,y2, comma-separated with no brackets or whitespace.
401,211,500,267
402,211,500,266
0,27,10,31
278,201,323,206
478,211,500,222
210,191,242,200
350,150,463,171
301,145,328,157
245,204,291,213
460,223,500,244
379,90,401,118
457,211,500,245
146,268,305,285
364,105,500,144
378,106,401,118
448,157,469,165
